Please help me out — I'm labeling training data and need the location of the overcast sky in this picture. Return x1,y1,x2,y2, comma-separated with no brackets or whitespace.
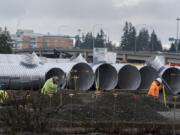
0,0,179,47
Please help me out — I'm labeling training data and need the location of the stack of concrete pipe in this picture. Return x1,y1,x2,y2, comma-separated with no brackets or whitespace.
0,54,179,93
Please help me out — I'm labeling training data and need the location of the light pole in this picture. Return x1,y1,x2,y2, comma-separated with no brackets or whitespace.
78,29,81,36
103,28,110,49
92,24,102,49
176,18,180,53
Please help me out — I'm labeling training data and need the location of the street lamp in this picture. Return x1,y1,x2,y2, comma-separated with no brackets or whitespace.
92,24,102,49
78,29,81,36
176,18,180,53
103,28,110,49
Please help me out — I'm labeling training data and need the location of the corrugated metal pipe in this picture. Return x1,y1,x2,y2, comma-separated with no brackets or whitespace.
159,66,180,94
137,66,157,90
44,62,95,91
112,64,141,90
92,63,118,90
0,64,45,90
146,56,180,94
67,62,95,91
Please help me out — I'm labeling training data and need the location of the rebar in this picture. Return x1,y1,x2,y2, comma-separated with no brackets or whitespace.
112,93,118,129
172,96,178,135
133,95,138,128
91,94,95,127
69,93,74,128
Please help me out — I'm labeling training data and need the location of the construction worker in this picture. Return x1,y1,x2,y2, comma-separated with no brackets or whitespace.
148,77,163,98
41,76,59,94
0,89,9,106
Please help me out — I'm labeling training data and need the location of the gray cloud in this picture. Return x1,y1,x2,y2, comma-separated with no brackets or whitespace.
0,0,179,47
0,0,27,19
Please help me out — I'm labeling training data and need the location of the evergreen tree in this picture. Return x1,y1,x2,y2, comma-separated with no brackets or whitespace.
169,43,176,52
95,29,105,48
120,22,136,51
81,32,94,49
0,27,12,53
120,22,129,51
136,28,149,51
149,30,162,51
106,41,114,51
75,39,82,48
129,25,136,51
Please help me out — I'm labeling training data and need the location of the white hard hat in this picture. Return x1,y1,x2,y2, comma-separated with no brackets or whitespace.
156,78,162,83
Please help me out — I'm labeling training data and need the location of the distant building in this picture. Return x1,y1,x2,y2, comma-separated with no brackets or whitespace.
11,29,73,49
37,35,73,49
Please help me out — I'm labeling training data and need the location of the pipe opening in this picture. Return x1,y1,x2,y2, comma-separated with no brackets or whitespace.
95,64,118,90
162,67,180,94
69,63,94,91
45,68,66,86
138,66,157,90
118,65,141,90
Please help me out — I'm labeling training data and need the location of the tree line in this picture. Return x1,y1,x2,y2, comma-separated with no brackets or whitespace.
0,24,180,54
119,22,163,51
75,29,115,50
0,27,12,53
167,40,180,52
75,21,180,53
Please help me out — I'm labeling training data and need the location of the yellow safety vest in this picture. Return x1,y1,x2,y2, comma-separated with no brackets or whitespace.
41,78,58,94
0,90,8,103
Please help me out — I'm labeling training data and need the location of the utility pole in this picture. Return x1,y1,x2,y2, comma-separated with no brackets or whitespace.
176,18,180,53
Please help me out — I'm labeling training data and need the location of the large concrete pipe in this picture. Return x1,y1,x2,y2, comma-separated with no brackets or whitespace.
137,66,157,90
92,63,118,90
67,62,94,91
113,64,141,90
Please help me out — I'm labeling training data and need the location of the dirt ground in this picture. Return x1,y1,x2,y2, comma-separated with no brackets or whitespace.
0,89,180,134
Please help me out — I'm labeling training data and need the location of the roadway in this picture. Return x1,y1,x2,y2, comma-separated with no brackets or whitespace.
13,48,180,64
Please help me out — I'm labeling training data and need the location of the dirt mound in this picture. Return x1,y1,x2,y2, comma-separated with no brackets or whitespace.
54,91,169,123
